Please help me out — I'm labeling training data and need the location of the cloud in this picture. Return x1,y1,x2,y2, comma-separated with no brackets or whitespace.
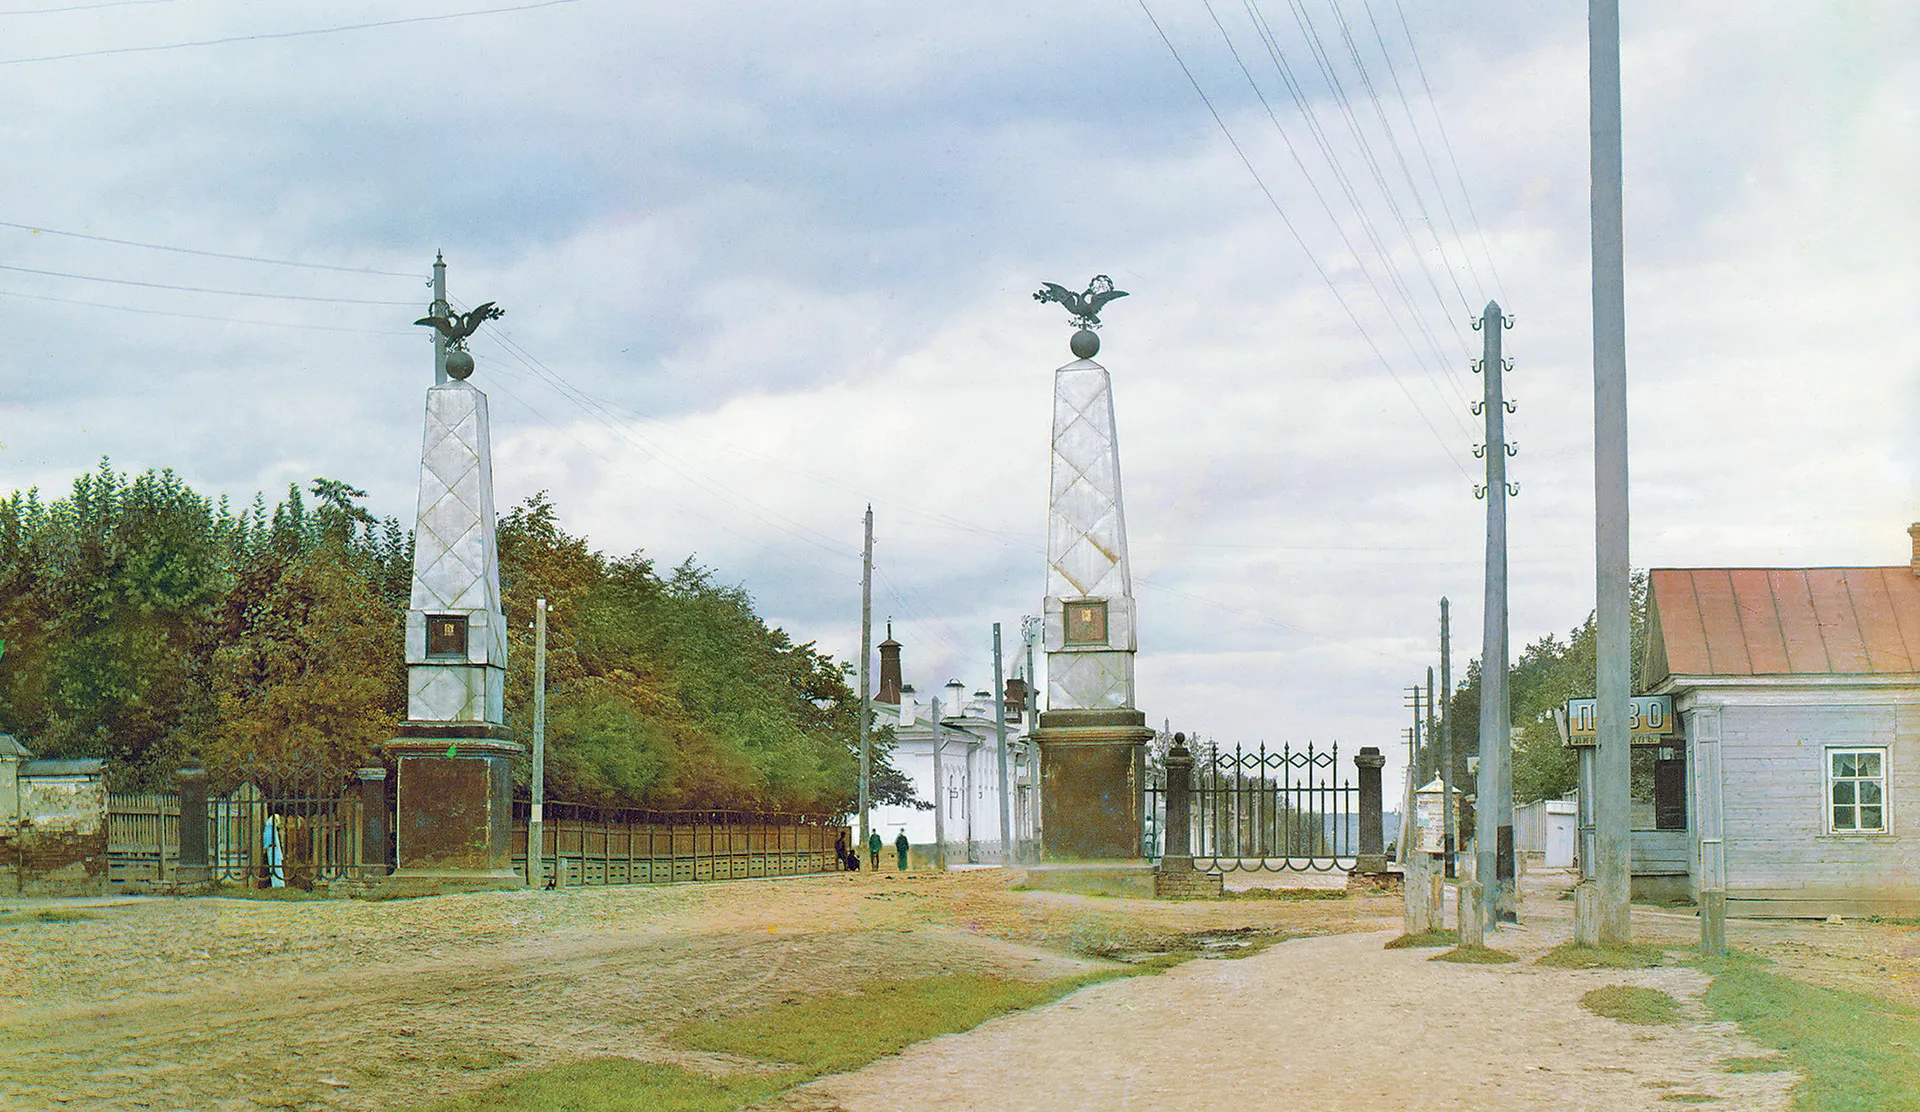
0,2,1914,801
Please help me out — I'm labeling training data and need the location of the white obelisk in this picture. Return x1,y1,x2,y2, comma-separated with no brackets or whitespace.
1027,286,1154,872
383,272,523,892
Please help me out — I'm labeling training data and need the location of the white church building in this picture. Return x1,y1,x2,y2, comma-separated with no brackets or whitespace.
865,629,1038,863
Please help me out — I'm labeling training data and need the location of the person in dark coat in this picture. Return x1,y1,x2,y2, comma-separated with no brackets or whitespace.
868,829,883,870
894,830,910,871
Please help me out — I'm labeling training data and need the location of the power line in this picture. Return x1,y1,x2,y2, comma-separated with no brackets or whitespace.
1391,0,1504,297
0,220,418,277
0,0,173,14
0,0,581,66
1323,0,1473,321
1358,0,1485,310
0,285,414,333
1203,0,1474,436
1274,0,1464,374
0,261,414,304
1134,0,1471,480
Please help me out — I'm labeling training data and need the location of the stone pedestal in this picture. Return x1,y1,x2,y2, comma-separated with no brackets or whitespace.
1352,746,1388,875
382,373,521,897
1033,708,1152,860
383,727,523,894
174,758,210,888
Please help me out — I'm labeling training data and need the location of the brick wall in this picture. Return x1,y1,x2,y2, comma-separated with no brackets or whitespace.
1153,867,1223,900
3,770,109,896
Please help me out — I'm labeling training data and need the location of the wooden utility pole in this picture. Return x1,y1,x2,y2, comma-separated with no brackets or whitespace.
993,623,1012,864
1023,614,1040,860
1397,684,1419,866
1590,0,1633,945
530,598,548,888
1440,598,1455,877
431,252,448,385
931,697,947,871
858,507,873,856
1475,298,1517,926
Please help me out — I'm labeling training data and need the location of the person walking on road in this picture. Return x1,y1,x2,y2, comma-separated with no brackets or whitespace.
868,829,883,871
894,830,910,871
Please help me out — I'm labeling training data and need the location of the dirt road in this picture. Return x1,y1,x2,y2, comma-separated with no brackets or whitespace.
0,870,1395,1111
2,867,1914,1111
769,878,1796,1112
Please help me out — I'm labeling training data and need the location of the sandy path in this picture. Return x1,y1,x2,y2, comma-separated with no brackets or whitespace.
5,867,1912,1111
767,877,1802,1112
0,870,1399,1111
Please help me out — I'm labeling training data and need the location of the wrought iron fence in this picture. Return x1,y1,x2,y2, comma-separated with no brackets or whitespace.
511,800,847,886
110,760,380,888
1144,741,1358,873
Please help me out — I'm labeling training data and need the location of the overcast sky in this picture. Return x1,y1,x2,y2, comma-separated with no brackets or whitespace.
1,2,1915,795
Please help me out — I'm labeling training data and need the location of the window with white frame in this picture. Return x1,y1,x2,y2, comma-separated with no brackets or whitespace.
1827,747,1888,834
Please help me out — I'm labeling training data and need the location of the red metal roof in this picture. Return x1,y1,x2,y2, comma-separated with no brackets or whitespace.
1648,567,1920,680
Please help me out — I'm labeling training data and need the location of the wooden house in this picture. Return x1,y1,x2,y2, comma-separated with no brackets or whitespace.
1644,529,1920,917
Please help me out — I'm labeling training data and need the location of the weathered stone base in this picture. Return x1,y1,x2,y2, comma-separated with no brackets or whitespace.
384,729,524,895
1020,860,1155,898
1154,867,1223,900
376,868,527,898
1032,709,1153,860
1345,868,1402,894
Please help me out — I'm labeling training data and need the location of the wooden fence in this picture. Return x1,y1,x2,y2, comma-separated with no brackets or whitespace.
111,791,847,889
107,792,182,885
108,788,368,887
511,801,848,886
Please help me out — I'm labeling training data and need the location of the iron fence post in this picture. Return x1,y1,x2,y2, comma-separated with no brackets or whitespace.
175,757,209,888
1355,747,1387,875
356,767,389,877
1161,734,1194,871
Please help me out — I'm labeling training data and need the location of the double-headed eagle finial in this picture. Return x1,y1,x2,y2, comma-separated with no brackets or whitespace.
414,302,505,350
1032,275,1128,330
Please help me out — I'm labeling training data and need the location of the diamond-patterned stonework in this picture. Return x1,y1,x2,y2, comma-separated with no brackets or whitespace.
404,381,507,723
1044,356,1138,710
1048,651,1133,711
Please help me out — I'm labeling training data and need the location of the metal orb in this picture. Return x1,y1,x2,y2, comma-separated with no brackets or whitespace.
445,349,475,380
1070,329,1100,360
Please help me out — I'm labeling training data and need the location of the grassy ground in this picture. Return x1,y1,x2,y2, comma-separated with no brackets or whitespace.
1383,928,1458,949
423,962,1184,1112
1536,942,1668,969
1580,985,1683,1026
0,908,95,925
1698,951,1920,1112
1430,945,1517,964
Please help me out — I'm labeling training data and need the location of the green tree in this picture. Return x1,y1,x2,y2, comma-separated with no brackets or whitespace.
16,463,228,784
206,482,403,777
1442,573,1649,805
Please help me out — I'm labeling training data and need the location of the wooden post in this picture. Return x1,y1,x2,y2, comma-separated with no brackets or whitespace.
931,698,947,871
530,598,548,888
1428,864,1446,934
1440,598,1456,878
1475,299,1517,927
1590,0,1635,946
994,623,1012,863
1403,852,1430,935
1458,880,1485,948
1691,705,1728,956
857,507,873,857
